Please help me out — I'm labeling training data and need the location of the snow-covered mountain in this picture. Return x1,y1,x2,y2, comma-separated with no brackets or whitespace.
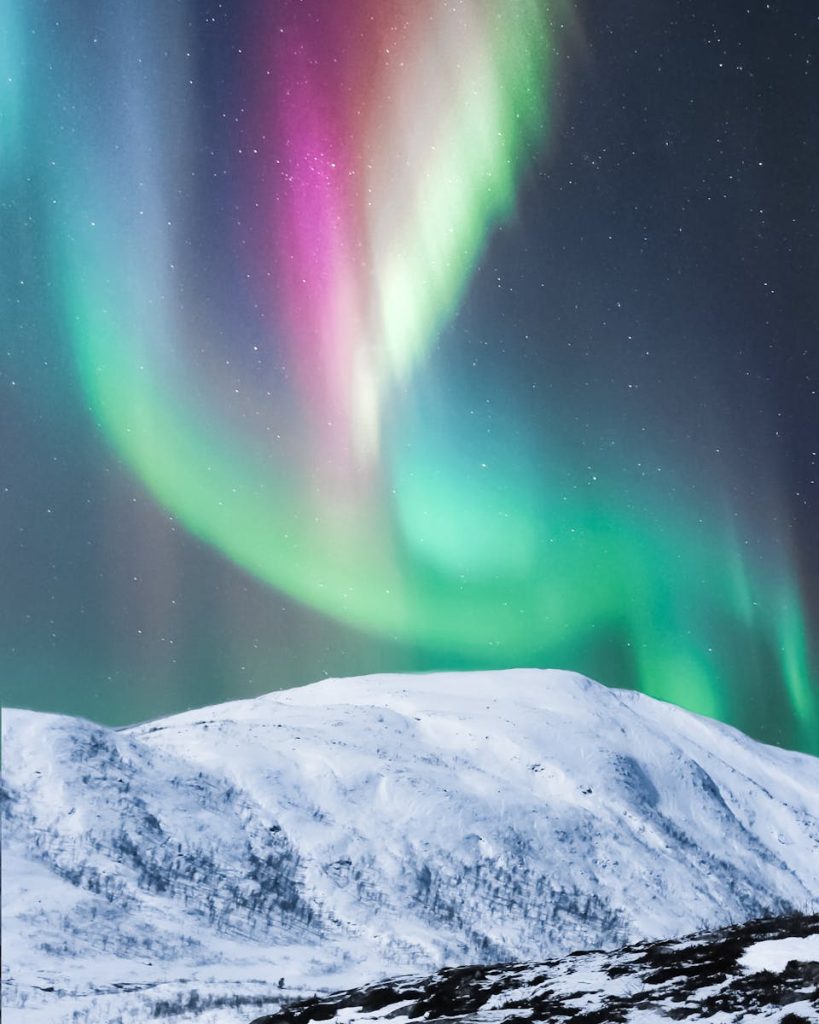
249,912,819,1024
3,670,819,1023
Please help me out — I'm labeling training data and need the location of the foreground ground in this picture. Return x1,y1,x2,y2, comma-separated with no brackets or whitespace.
251,913,819,1024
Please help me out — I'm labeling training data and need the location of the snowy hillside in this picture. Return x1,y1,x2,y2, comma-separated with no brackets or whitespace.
3,669,819,1023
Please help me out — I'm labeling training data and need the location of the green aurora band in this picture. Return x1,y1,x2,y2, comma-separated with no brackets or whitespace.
8,0,817,752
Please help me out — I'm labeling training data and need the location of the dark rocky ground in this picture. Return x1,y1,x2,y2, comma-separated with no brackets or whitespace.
250,913,819,1024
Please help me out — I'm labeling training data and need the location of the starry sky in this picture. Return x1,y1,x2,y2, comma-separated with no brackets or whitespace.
2,1,817,754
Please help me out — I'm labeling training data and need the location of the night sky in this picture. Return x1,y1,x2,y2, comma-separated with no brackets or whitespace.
2,1,817,754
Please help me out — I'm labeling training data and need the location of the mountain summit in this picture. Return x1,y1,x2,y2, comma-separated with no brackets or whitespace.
3,670,819,1022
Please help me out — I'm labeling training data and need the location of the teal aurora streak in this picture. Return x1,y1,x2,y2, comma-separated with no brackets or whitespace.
4,0,817,754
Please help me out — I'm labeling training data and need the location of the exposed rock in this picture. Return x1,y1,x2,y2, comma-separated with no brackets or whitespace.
250,913,819,1024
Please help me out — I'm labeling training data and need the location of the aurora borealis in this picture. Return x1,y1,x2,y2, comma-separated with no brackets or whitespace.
2,1,817,753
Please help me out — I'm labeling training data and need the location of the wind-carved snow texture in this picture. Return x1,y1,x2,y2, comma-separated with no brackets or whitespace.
3,669,819,1023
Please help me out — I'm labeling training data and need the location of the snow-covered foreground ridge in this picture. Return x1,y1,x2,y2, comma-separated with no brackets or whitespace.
3,669,819,1022
249,912,819,1024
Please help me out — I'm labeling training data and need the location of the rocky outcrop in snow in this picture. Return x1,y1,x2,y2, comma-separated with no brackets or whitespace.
249,913,819,1024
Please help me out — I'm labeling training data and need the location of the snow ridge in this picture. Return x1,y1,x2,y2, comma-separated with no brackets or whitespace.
3,669,819,1023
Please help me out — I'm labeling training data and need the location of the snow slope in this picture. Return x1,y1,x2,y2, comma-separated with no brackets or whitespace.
3,669,819,1023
